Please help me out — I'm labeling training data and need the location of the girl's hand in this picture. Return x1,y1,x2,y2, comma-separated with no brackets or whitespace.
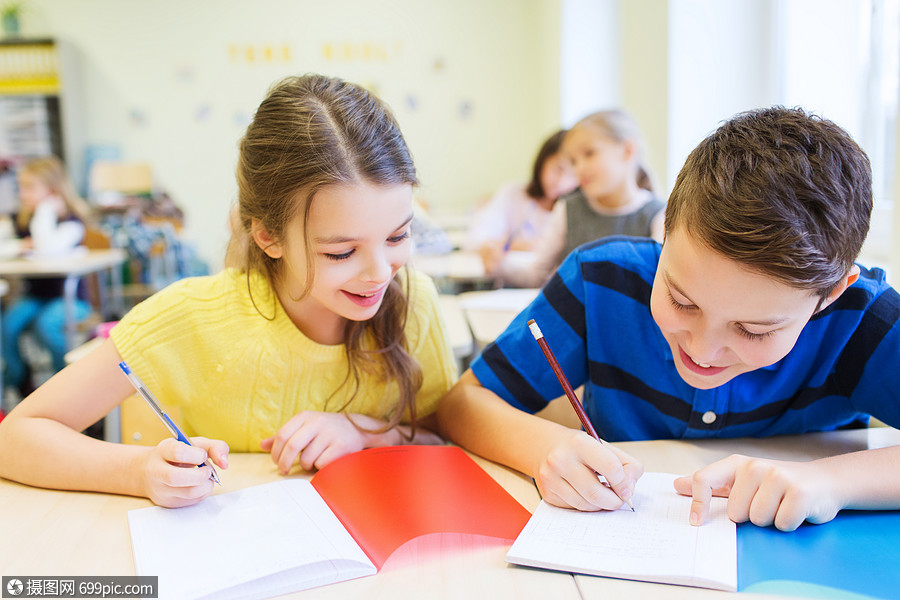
138,437,229,508
261,411,370,474
674,454,844,531
534,429,643,512
478,241,506,275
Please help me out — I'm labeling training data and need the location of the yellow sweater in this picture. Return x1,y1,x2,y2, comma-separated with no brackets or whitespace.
110,268,457,451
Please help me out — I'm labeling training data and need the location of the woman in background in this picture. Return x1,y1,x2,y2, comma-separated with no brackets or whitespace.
465,130,577,275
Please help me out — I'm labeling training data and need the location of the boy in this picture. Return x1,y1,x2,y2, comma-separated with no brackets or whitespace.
437,107,900,532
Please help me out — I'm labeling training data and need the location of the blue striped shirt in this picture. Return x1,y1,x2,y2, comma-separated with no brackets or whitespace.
471,236,900,441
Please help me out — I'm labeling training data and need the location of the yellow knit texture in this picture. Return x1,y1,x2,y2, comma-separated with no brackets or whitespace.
110,268,457,451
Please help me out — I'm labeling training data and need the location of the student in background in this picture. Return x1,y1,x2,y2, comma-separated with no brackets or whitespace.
465,130,577,274
437,107,900,531
2,157,94,398
0,74,457,508
495,109,666,288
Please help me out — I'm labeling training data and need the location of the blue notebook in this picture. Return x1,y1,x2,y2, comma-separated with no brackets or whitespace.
738,510,900,599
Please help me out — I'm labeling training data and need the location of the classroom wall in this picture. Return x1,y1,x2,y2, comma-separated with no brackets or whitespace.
17,0,562,268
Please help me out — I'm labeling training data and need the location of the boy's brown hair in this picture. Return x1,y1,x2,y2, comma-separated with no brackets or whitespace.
665,106,872,299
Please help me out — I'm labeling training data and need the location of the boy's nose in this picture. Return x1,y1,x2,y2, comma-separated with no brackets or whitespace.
683,327,724,365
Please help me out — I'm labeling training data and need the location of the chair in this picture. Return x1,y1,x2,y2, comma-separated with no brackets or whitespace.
88,161,152,203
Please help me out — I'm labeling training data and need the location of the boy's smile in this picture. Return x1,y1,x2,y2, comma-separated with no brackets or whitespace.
649,227,827,390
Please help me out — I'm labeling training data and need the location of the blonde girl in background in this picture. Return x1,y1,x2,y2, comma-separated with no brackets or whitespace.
2,156,94,398
0,74,457,507
465,130,578,274
495,109,666,288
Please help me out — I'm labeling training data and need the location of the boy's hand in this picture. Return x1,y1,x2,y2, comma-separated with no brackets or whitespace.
674,454,844,531
535,429,643,511
140,437,229,508
262,411,371,474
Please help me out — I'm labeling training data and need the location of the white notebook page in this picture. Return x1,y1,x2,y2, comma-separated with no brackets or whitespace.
128,479,375,600
506,472,736,591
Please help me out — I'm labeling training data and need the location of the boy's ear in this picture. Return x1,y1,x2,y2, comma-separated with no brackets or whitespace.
251,219,283,259
818,265,861,312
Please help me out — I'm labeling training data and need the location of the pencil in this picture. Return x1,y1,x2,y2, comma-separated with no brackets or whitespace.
527,318,634,511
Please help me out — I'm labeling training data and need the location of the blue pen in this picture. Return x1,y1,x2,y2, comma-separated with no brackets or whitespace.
118,361,221,485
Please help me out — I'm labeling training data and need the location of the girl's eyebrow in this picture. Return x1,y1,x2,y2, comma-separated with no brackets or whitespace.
665,271,788,327
315,213,414,245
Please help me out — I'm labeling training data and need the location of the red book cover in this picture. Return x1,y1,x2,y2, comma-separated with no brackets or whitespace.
311,445,532,569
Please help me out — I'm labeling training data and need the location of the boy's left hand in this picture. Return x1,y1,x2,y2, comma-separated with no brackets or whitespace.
261,411,369,474
674,454,844,531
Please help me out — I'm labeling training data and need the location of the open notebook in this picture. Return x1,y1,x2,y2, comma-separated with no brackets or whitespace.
506,472,737,591
128,445,531,600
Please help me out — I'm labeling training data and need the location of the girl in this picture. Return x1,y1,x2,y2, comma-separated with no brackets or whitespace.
464,130,577,274
0,74,457,508
496,109,666,288
2,156,94,397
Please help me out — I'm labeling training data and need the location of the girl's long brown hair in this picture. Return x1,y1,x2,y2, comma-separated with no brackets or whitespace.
227,74,423,435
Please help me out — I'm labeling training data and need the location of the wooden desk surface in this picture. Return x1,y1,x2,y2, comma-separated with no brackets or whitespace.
0,449,578,599
457,288,539,347
2,429,897,599
0,248,127,278
411,251,487,282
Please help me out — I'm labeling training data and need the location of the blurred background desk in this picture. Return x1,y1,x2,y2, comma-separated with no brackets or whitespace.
0,248,126,351
411,250,492,293
457,288,539,352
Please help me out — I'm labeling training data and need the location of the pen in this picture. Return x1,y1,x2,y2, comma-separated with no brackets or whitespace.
527,319,634,511
118,361,221,485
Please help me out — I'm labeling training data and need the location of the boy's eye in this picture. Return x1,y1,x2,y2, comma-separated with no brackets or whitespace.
735,324,774,342
667,291,694,312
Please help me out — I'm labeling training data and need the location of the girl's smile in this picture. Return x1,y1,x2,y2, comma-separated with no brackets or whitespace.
341,284,388,308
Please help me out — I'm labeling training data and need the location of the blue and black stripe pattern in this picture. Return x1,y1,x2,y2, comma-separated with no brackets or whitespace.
471,237,900,441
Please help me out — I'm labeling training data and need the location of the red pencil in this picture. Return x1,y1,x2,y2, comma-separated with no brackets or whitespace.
527,318,635,511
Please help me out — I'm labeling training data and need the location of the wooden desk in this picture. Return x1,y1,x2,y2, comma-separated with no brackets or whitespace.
457,288,539,349
3,430,897,599
438,294,475,369
0,450,579,599
412,251,492,293
0,249,127,350
0,278,7,411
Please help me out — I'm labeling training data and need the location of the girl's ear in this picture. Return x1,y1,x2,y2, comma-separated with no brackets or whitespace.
251,219,283,259
620,139,637,163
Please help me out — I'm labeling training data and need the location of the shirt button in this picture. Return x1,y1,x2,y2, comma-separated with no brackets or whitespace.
701,411,717,425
